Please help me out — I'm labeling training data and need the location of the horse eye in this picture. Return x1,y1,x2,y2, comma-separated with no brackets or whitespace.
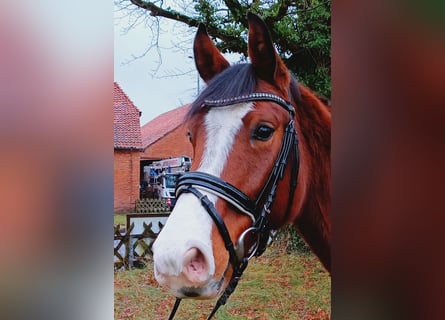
252,125,275,141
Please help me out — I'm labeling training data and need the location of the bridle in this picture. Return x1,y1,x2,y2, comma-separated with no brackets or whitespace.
167,92,300,320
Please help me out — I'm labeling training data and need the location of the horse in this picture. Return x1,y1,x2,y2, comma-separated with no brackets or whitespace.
152,13,331,319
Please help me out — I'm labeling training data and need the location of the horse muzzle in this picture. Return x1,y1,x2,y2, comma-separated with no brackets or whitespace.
153,246,222,299
152,193,231,299
153,250,230,299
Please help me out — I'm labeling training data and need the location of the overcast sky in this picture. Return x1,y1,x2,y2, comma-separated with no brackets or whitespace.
114,5,244,126
114,8,199,125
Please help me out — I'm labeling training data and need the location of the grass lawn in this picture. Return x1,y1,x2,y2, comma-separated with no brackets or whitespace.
114,214,127,226
114,241,330,319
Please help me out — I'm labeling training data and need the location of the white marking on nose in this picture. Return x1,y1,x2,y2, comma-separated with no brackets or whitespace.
153,193,215,282
152,102,253,290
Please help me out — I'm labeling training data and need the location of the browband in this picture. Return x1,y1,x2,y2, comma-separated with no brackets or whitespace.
202,92,295,116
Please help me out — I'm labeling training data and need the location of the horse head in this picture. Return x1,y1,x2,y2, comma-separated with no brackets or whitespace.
152,13,331,305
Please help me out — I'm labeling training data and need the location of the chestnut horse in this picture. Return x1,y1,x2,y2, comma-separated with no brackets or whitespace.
152,13,330,319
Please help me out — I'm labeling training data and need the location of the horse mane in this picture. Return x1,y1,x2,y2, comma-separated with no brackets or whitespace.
291,80,331,271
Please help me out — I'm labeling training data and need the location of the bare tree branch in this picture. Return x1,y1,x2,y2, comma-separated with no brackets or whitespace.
116,0,331,97
128,0,247,54
130,0,200,27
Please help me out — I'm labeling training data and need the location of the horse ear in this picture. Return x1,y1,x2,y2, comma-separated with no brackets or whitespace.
193,24,230,83
247,13,277,83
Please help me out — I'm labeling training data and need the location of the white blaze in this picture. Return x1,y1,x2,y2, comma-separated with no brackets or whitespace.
153,103,253,289
200,103,253,175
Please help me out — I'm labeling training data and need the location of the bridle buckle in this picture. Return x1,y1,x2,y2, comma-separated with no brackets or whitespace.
235,226,261,262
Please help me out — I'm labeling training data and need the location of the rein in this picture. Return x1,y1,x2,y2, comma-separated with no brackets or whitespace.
167,92,300,320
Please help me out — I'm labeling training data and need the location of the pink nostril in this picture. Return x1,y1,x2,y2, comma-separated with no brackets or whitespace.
182,247,209,283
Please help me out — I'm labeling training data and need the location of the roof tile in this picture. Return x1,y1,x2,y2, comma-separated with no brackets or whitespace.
114,82,143,150
141,104,191,148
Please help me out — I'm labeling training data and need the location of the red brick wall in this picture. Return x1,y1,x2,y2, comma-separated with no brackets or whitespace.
114,149,140,213
141,124,193,160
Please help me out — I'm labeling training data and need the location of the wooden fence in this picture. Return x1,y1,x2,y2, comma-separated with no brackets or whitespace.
114,205,170,270
135,198,170,214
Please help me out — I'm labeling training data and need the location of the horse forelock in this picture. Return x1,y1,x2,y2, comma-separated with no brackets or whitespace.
187,64,256,118
188,63,304,117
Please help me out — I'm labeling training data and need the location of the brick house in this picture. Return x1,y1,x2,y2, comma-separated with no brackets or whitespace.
140,104,193,167
114,82,143,213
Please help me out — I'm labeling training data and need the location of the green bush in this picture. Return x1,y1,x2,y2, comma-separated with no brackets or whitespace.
276,225,312,254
